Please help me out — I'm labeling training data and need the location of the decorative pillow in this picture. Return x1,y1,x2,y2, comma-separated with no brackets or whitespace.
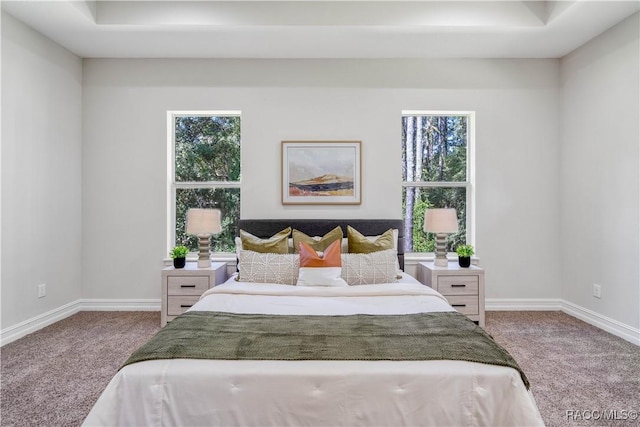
238,250,299,285
292,226,343,254
240,227,291,254
296,240,348,287
347,226,395,253
235,236,295,254
341,250,400,285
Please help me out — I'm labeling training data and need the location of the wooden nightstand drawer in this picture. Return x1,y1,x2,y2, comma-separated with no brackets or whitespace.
445,295,479,315
417,262,485,327
167,276,209,295
437,276,479,295
162,262,228,327
167,295,201,316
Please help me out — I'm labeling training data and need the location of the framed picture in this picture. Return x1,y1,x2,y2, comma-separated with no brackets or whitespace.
282,141,362,205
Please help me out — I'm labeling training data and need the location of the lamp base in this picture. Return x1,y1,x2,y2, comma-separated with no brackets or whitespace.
197,235,212,269
434,232,450,268
197,259,212,268
434,258,449,267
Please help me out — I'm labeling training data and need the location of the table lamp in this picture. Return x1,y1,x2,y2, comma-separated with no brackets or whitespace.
424,208,458,267
186,208,222,268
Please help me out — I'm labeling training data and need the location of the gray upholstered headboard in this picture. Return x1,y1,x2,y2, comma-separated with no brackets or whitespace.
237,219,405,270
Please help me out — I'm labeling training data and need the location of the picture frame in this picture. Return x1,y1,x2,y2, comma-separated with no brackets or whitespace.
281,141,362,205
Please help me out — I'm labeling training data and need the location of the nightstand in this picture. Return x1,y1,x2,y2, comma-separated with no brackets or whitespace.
161,262,227,327
416,261,485,327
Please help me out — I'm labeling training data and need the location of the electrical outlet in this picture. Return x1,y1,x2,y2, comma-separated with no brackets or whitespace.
38,283,47,298
593,283,601,299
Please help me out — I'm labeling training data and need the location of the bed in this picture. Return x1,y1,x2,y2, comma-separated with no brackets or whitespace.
83,219,544,427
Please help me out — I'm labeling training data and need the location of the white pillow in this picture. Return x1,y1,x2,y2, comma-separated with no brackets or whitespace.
238,250,299,285
297,267,348,287
341,250,400,285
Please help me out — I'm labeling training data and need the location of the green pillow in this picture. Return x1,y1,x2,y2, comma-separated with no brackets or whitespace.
240,227,291,254
292,226,343,254
347,226,394,253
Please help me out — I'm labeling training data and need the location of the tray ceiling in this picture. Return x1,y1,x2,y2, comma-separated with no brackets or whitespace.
2,1,639,58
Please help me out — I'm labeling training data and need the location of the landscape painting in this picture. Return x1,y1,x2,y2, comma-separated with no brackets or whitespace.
282,141,361,205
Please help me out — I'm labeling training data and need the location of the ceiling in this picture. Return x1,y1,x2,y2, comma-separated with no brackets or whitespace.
2,0,639,59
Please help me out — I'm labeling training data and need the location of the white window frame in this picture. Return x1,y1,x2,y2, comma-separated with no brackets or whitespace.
167,110,241,255
401,110,476,255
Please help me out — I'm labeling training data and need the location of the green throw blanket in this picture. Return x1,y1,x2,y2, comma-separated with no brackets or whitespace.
123,311,529,389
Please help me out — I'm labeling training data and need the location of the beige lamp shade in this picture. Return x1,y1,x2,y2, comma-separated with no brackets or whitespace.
424,208,458,233
424,208,458,268
186,208,222,236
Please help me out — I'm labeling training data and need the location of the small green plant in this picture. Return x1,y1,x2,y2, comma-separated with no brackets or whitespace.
170,245,189,259
456,244,474,257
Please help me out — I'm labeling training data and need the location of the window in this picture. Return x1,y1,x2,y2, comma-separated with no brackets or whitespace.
401,111,474,253
168,112,241,253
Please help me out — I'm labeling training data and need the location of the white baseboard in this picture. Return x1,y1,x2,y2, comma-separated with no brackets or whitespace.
487,298,639,346
486,298,563,311
0,300,82,347
80,299,161,311
561,300,640,346
0,299,161,347
3,298,637,347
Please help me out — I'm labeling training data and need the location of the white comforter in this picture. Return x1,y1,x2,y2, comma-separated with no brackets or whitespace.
84,275,544,427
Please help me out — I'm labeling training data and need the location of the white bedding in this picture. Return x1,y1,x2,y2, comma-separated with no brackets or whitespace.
84,274,544,427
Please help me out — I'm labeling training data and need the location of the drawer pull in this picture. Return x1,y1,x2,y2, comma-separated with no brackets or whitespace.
180,285,196,288
452,304,466,307
451,284,467,288
180,304,193,308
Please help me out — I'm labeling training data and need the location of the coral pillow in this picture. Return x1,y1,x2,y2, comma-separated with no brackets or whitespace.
296,240,348,287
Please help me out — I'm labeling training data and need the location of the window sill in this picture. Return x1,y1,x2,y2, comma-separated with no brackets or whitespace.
404,253,480,265
163,252,237,267
162,253,480,267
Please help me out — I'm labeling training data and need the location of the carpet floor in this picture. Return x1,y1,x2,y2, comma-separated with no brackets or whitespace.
1,312,160,427
1,310,638,427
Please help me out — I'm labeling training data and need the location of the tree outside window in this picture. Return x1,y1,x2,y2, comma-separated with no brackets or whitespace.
402,112,473,253
170,112,241,253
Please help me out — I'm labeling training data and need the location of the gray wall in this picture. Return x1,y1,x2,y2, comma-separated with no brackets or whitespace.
1,13,83,329
560,13,640,329
82,58,562,302
2,10,638,338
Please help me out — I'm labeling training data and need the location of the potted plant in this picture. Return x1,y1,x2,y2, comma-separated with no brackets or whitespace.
455,244,474,268
170,245,189,269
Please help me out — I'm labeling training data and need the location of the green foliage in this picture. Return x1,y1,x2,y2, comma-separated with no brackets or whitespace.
456,244,474,257
411,195,434,252
174,115,241,252
170,245,189,259
176,188,240,252
402,115,468,252
401,186,467,252
402,116,467,183
175,116,241,182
